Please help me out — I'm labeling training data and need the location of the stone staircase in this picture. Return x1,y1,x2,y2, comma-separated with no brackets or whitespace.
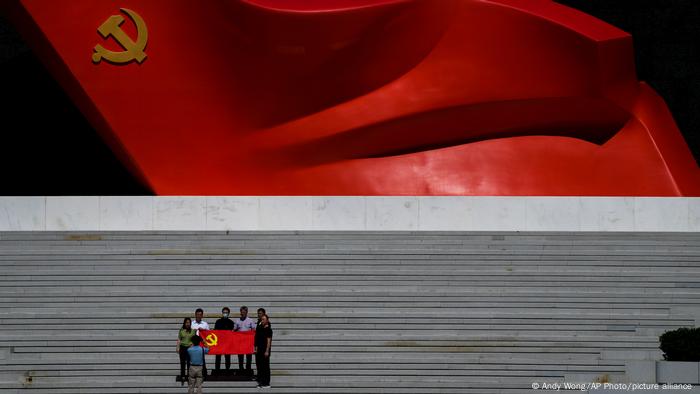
0,232,698,393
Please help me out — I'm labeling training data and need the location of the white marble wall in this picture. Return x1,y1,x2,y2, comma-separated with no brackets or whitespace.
0,197,44,231
46,196,99,231
0,196,698,231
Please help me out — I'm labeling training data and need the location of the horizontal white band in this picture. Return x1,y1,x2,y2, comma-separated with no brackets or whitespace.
0,196,698,232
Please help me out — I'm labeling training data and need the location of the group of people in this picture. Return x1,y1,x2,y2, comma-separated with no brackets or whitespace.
177,306,273,393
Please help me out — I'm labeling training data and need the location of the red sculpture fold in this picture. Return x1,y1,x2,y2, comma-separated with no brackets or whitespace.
3,0,699,195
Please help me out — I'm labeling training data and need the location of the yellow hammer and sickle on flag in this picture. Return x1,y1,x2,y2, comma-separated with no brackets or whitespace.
204,333,218,347
92,8,148,65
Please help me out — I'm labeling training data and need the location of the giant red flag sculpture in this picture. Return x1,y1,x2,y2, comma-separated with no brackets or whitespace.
3,0,699,195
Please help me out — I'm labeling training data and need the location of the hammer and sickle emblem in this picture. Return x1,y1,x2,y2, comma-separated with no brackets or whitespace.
204,333,218,347
92,8,148,65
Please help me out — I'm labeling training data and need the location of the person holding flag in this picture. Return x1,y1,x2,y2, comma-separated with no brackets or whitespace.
191,308,210,376
192,308,210,334
234,306,256,372
214,307,234,371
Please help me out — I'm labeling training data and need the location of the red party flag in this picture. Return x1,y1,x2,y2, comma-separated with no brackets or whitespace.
198,330,254,355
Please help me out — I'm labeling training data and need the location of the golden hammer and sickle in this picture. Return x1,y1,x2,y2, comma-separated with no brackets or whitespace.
92,8,148,65
204,333,218,347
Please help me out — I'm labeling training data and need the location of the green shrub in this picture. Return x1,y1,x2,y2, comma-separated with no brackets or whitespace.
659,327,700,361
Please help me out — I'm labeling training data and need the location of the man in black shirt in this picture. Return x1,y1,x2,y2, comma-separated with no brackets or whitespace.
254,313,273,388
214,306,234,371
256,308,266,328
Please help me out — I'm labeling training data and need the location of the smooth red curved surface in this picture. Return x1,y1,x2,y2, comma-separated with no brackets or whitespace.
4,0,699,195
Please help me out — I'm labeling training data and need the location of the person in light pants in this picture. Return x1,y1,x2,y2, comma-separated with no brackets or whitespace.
187,335,209,394
234,305,256,371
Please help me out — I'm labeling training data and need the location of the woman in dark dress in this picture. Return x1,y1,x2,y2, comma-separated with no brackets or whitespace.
254,314,273,388
176,317,195,380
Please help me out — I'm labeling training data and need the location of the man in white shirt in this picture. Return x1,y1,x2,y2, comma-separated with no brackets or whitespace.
192,308,210,335
191,308,210,377
233,306,256,371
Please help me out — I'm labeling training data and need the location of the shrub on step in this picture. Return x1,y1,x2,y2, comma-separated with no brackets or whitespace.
659,327,700,361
